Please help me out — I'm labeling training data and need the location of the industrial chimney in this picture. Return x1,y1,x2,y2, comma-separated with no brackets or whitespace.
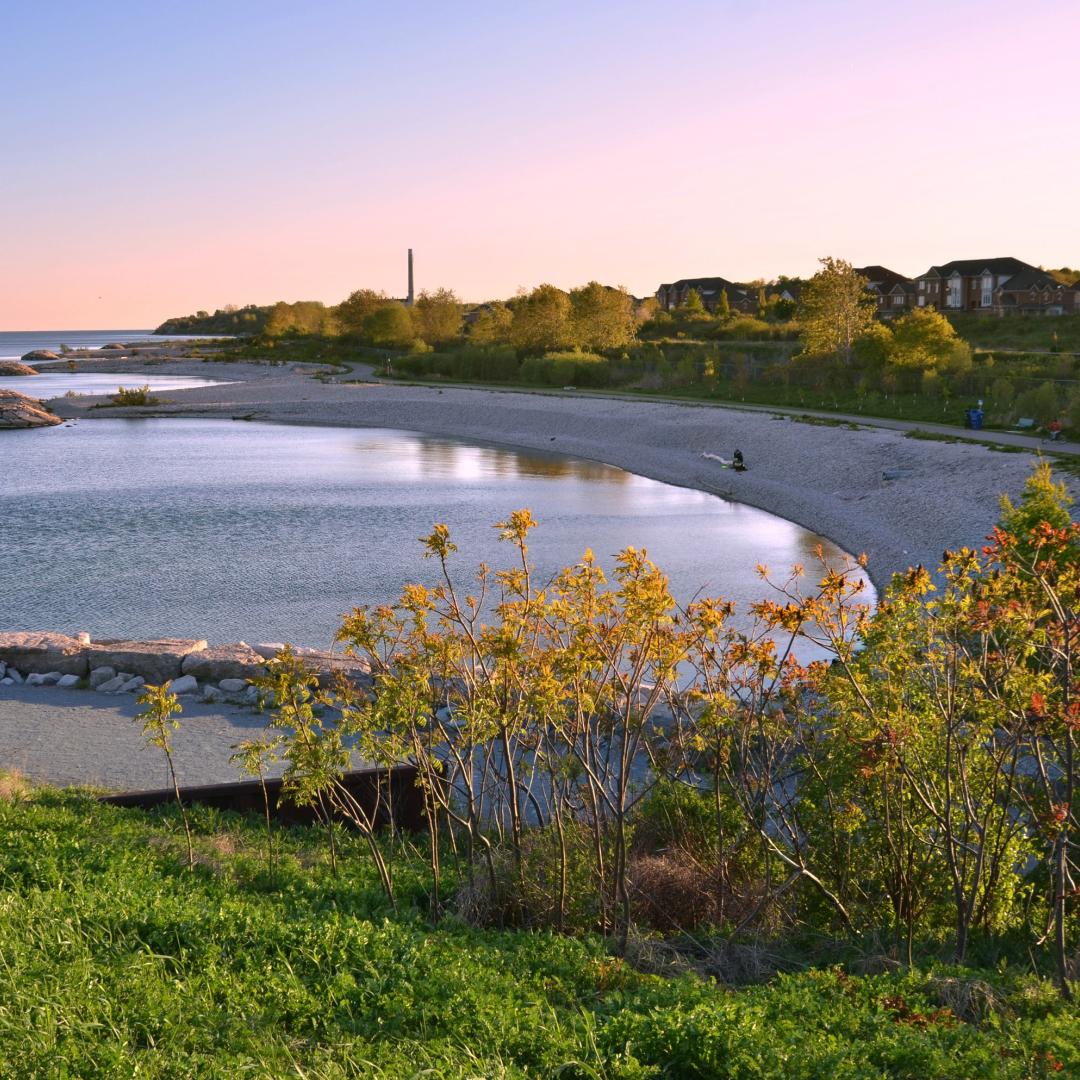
407,248,414,306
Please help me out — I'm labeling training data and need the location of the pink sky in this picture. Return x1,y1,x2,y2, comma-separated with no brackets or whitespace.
3,1,1079,329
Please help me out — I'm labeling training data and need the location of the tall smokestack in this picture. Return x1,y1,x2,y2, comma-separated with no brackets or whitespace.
407,248,414,306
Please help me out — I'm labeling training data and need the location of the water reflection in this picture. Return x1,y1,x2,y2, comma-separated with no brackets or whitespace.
0,419,871,652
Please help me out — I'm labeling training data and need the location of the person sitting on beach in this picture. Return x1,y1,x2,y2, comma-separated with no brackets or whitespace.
732,449,746,472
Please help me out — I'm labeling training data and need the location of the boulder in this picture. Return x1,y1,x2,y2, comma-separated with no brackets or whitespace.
0,361,39,376
21,350,59,363
218,678,248,694
40,671,63,685
201,685,224,703
119,676,145,693
0,390,62,429
56,674,81,688
25,673,48,686
0,632,88,676
0,661,6,679
252,642,286,660
102,343,126,350
95,675,127,694
180,643,266,683
0,678,12,686
6,668,23,684
84,639,207,684
168,675,199,695
89,666,117,688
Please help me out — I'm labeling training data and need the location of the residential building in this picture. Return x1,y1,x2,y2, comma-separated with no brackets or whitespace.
924,257,1080,314
854,265,915,317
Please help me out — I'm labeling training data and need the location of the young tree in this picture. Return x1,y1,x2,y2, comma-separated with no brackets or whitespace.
135,684,194,871
412,287,463,346
887,307,972,372
468,301,514,344
363,302,414,348
798,258,877,363
336,289,389,337
569,282,636,349
717,289,732,319
509,284,573,352
683,288,706,316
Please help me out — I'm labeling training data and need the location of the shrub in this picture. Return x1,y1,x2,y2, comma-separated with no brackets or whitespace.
109,384,159,407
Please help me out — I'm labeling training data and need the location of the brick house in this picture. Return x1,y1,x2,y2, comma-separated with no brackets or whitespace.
655,277,788,314
855,265,916,317
915,258,1080,314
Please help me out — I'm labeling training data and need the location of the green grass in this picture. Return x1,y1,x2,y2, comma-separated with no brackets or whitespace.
0,784,1076,1077
949,313,1080,353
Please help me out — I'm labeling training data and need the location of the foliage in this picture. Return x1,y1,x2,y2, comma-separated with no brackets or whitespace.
799,257,878,362
412,287,463,346
887,308,973,373
154,303,270,336
108,384,160,407
683,288,707,315
264,300,337,337
363,302,415,348
335,288,391,336
570,281,637,349
509,283,575,352
467,301,514,344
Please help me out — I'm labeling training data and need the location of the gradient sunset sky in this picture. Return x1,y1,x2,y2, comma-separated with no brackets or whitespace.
4,0,1079,329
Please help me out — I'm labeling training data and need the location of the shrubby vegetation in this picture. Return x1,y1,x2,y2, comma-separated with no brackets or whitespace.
4,467,1080,1070
155,303,271,336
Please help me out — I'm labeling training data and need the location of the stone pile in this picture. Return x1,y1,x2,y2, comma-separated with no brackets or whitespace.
0,632,370,706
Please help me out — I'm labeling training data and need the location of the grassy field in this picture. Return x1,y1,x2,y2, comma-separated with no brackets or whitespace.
948,313,1080,352
0,780,1076,1078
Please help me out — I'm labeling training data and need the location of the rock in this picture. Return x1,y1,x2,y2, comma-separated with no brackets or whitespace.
218,678,248,694
241,684,260,704
252,642,286,660
40,671,63,685
89,666,117,688
0,361,39,376
0,661,6,679
168,675,199,695
0,632,88,675
0,389,62,429
21,349,59,363
119,676,145,693
181,643,267,683
6,669,23,684
84,638,207,684
0,678,12,686
95,675,127,694
102,343,126,350
25,673,48,686
56,674,81,688
201,685,224,703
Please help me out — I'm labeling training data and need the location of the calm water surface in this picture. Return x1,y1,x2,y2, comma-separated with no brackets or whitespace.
0,372,225,398
1,419,870,648
0,330,209,359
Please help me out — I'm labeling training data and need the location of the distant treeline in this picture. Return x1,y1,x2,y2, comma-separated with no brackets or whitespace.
155,304,271,335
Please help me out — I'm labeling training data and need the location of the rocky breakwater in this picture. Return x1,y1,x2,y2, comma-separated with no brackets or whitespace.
0,632,371,705
0,390,62,429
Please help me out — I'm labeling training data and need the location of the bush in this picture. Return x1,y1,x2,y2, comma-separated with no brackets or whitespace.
109,384,159,407
519,350,609,387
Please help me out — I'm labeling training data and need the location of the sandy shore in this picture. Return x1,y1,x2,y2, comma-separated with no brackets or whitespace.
50,355,1070,591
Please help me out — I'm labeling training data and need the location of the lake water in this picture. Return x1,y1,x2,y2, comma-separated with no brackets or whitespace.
0,372,225,398
0,330,208,360
0,419,869,649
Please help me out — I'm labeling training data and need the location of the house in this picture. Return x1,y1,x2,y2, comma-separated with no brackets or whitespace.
993,267,1080,315
655,277,792,314
854,265,915,317
912,257,1068,314
656,277,736,312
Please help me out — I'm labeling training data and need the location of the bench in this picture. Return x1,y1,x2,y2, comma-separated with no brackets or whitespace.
1013,417,1036,431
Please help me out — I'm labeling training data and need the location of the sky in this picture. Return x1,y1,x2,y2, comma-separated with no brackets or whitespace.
3,0,1079,329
